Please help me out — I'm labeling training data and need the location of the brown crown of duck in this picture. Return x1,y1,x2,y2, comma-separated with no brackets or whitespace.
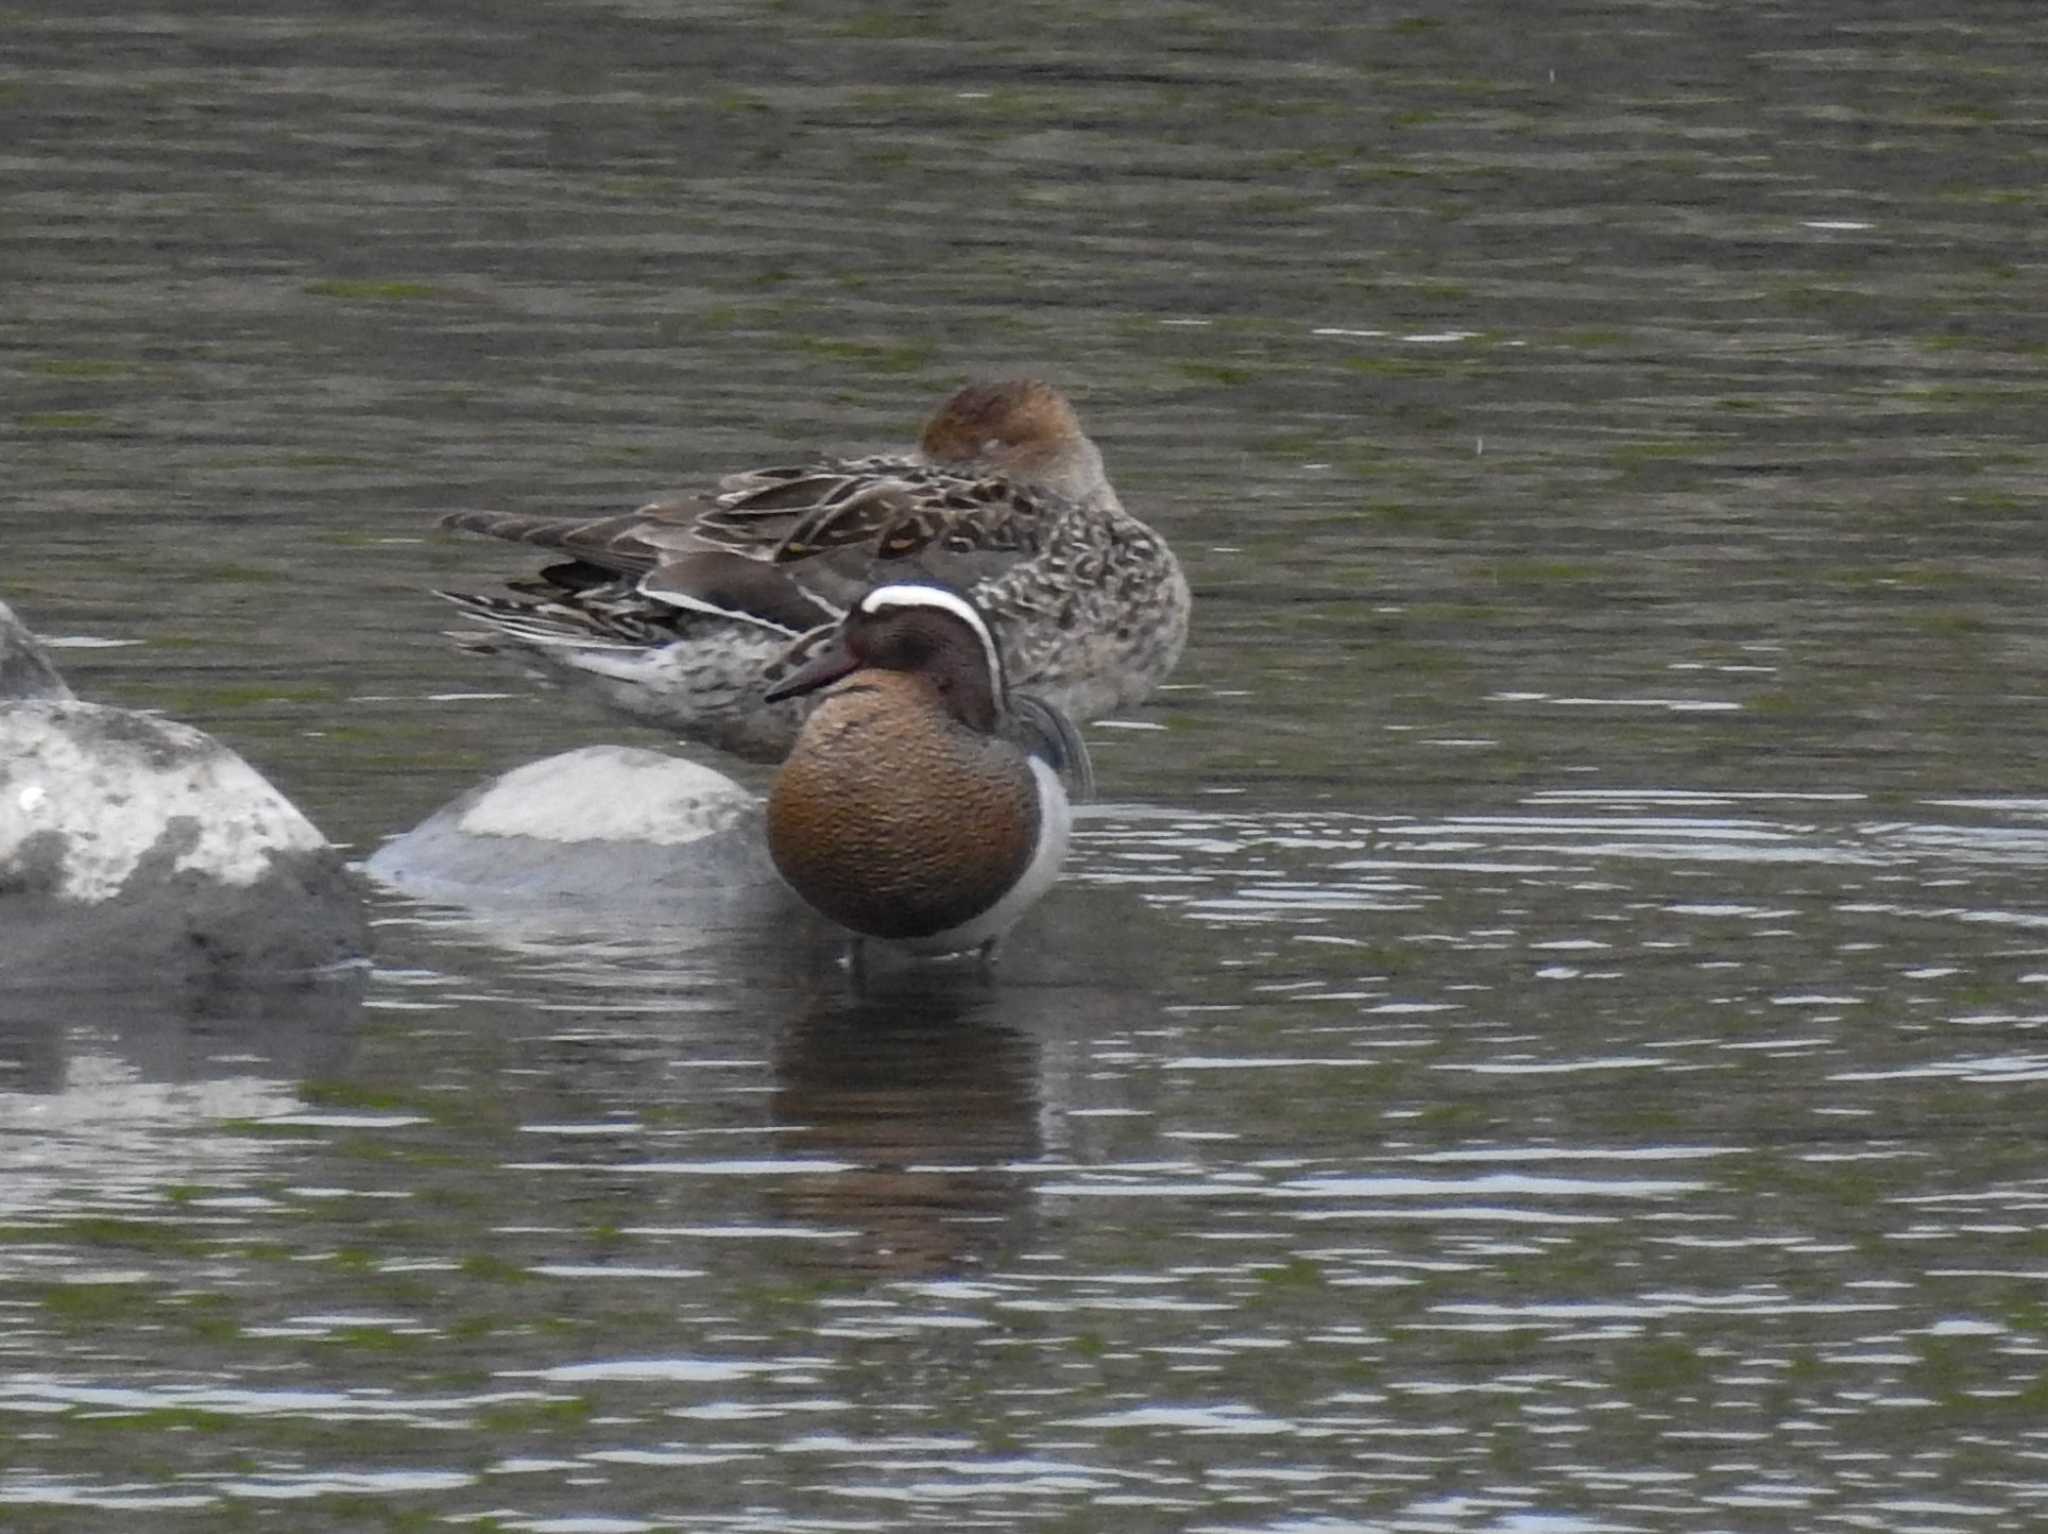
702,376,1115,568
764,594,1042,943
913,378,1110,506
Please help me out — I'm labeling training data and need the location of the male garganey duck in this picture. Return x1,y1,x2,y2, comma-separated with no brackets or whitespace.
763,583,1086,972
437,378,1189,763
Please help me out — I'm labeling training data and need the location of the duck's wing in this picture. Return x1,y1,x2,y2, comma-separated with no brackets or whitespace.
692,458,1072,603
858,480,1078,606
1005,692,1095,803
443,460,1079,649
438,508,682,579
695,459,1049,552
687,457,929,555
637,550,840,637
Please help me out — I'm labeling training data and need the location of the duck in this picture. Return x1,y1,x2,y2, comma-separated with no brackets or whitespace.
436,377,1189,763
762,582,1087,974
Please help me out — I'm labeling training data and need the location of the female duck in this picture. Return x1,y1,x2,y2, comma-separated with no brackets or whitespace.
437,378,1188,763
763,583,1086,971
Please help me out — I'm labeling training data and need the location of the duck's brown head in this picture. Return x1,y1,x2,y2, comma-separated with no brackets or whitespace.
916,378,1114,508
765,583,1006,734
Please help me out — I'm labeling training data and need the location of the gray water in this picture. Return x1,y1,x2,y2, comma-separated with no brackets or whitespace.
7,2,2048,1529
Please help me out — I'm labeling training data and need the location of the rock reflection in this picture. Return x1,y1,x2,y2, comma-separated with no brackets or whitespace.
0,975,363,1097
0,975,364,1224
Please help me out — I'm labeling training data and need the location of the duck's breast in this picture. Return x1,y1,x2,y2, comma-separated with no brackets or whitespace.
766,675,1044,942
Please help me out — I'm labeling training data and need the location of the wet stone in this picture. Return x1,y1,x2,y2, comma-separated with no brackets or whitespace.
0,700,365,984
364,744,790,912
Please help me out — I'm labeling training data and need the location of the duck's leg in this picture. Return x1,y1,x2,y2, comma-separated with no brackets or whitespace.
848,936,869,991
976,935,1001,981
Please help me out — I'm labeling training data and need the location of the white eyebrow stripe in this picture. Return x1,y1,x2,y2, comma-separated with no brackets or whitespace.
859,583,1004,692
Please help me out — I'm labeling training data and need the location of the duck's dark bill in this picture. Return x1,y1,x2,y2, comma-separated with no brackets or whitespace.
763,636,860,703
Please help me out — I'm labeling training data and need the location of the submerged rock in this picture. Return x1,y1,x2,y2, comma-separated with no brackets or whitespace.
364,744,792,912
0,601,365,983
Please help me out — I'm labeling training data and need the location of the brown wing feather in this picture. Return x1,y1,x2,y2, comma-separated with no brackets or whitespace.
440,510,668,577
771,482,933,563
445,459,1081,648
639,550,840,635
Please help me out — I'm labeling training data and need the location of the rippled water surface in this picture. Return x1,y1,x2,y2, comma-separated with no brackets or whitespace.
7,2,2048,1529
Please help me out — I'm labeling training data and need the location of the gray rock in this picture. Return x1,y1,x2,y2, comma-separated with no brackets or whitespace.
364,744,794,916
0,601,365,984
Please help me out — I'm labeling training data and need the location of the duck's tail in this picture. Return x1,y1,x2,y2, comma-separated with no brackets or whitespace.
434,590,648,653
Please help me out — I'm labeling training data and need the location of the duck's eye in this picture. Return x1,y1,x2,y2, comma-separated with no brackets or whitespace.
891,629,935,667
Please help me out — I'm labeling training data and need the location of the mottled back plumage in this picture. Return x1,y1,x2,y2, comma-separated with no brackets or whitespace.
435,378,1191,763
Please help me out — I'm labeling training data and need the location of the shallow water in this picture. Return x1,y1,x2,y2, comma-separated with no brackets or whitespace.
7,1,2048,1529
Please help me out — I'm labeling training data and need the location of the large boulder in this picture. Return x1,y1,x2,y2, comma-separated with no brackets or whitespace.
0,602,365,984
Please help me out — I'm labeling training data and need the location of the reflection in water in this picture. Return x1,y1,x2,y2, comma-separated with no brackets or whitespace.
769,981,1045,1279
0,976,363,1230
10,790,2048,1523
0,976,363,1098
373,886,826,995
369,879,1167,1290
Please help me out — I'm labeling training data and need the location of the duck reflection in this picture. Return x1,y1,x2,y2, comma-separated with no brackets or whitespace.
768,976,1044,1278
764,891,1166,1280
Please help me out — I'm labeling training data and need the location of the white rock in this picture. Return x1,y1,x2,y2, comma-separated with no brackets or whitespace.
0,702,329,904
0,600,363,982
366,744,787,910
454,747,756,846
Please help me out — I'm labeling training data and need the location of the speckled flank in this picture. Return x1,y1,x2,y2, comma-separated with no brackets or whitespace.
899,754,1069,958
488,623,807,761
982,511,1193,724
767,671,1041,942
